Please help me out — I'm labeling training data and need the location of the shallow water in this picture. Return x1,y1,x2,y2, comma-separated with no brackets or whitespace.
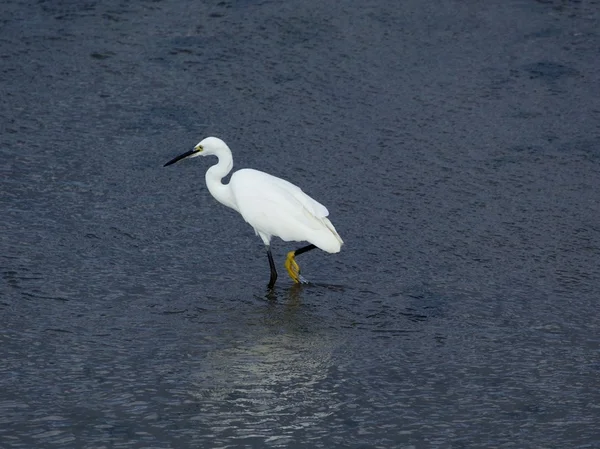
2,0,599,447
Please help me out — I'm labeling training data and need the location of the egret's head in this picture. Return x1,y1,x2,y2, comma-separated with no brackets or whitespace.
196,137,229,156
163,136,228,167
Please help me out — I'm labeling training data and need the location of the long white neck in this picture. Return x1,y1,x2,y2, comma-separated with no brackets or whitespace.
205,145,238,212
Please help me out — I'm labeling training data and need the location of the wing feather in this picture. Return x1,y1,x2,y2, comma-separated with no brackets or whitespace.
228,169,341,252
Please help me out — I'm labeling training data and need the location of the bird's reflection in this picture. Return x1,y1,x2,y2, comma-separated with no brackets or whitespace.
188,283,342,428
263,282,305,303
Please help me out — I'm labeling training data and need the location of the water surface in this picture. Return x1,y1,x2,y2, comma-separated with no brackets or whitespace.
1,0,599,447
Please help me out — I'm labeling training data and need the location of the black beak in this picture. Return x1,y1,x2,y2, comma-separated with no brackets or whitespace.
164,149,200,167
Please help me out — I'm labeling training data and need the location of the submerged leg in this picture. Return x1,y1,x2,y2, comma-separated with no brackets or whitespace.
266,246,278,289
285,244,317,284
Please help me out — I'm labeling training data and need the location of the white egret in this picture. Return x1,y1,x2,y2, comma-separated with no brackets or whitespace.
164,137,343,289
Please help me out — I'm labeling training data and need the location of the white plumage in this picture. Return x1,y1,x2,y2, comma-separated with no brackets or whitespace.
230,168,342,253
164,136,343,288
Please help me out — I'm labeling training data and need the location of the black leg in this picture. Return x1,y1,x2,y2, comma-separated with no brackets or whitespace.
294,244,317,257
266,246,278,289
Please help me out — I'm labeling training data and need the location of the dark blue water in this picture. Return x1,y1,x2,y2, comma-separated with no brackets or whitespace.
2,0,599,447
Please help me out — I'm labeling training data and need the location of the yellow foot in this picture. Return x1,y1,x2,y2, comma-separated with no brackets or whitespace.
285,251,309,284
285,251,301,283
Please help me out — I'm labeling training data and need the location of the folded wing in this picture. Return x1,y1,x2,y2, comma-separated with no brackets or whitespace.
230,169,343,253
